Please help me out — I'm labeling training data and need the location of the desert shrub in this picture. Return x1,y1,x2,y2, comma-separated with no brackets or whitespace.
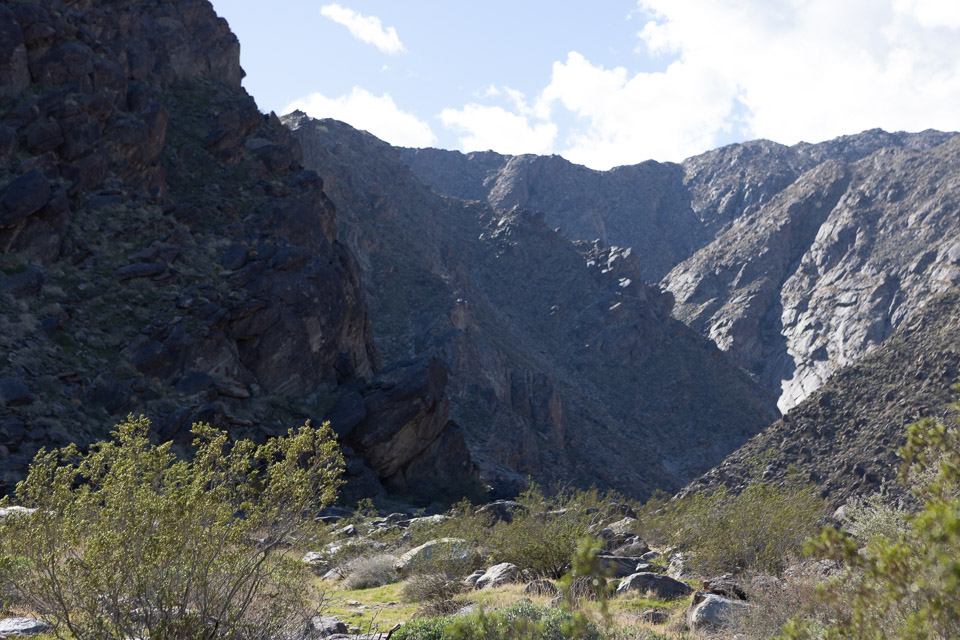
842,488,910,541
0,416,343,640
393,602,604,640
730,565,834,640
484,485,600,578
558,536,614,611
423,499,493,547
644,481,828,575
344,553,400,590
783,406,960,640
401,539,479,604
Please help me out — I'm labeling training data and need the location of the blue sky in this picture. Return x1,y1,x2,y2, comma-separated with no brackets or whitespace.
211,0,960,169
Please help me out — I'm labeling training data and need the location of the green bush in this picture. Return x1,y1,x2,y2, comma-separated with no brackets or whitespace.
0,415,343,640
401,539,478,605
392,602,604,640
783,406,960,640
643,480,828,575
344,553,400,590
483,485,604,578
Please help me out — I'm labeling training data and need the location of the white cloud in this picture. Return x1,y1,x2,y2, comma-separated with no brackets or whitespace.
284,87,436,148
437,1,960,170
626,0,960,151
540,52,738,168
320,4,404,54
439,103,557,156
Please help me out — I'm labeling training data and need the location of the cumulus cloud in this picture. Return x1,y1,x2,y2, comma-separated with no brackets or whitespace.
438,1,960,169
627,0,960,151
284,87,436,148
540,52,739,168
439,101,557,155
320,4,404,54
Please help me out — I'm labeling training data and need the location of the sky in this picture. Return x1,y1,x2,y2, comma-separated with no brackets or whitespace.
210,0,960,170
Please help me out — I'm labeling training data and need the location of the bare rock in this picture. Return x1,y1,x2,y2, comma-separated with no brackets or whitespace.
0,5,30,99
0,617,51,637
615,572,693,599
0,169,50,225
686,592,751,632
474,562,519,590
0,378,32,407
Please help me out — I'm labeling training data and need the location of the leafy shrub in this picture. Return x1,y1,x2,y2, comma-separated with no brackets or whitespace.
400,542,476,605
483,485,602,578
392,602,604,640
732,565,831,640
643,481,828,575
783,405,960,640
0,416,343,640
344,553,400,590
842,488,910,541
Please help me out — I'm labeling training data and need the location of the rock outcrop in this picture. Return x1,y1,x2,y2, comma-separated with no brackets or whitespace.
0,0,466,500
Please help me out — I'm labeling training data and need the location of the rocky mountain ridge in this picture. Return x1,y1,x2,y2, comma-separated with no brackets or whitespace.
400,129,959,413
284,113,777,497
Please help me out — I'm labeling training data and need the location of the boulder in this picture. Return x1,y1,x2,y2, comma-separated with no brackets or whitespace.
686,592,751,631
394,538,479,577
0,617,51,637
615,572,693,599
0,169,50,225
639,609,669,625
523,579,558,596
462,570,485,587
311,615,347,636
611,538,650,557
0,506,35,520
474,562,519,590
476,500,523,523
0,378,32,407
607,517,638,535
1,265,46,298
703,574,748,600
598,554,647,578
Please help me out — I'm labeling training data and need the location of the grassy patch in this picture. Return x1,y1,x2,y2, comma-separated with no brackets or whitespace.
318,580,416,633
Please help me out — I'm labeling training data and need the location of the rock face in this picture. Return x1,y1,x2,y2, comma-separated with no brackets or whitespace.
401,129,959,413
0,0,465,500
288,113,778,497
684,288,960,507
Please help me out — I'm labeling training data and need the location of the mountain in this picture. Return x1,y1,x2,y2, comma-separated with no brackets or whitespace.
683,287,960,507
285,114,778,497
0,0,468,502
400,129,959,413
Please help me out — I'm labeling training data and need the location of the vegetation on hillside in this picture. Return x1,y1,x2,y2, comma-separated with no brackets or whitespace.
0,416,342,640
2,388,959,640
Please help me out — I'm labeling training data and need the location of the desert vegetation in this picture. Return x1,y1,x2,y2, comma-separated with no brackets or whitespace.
2,394,960,639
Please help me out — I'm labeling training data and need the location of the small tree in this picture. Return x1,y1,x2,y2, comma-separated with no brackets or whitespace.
0,415,343,640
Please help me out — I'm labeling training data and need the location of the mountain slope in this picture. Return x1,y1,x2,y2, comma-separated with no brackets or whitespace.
683,287,960,507
287,114,778,497
400,130,959,412
0,0,467,501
